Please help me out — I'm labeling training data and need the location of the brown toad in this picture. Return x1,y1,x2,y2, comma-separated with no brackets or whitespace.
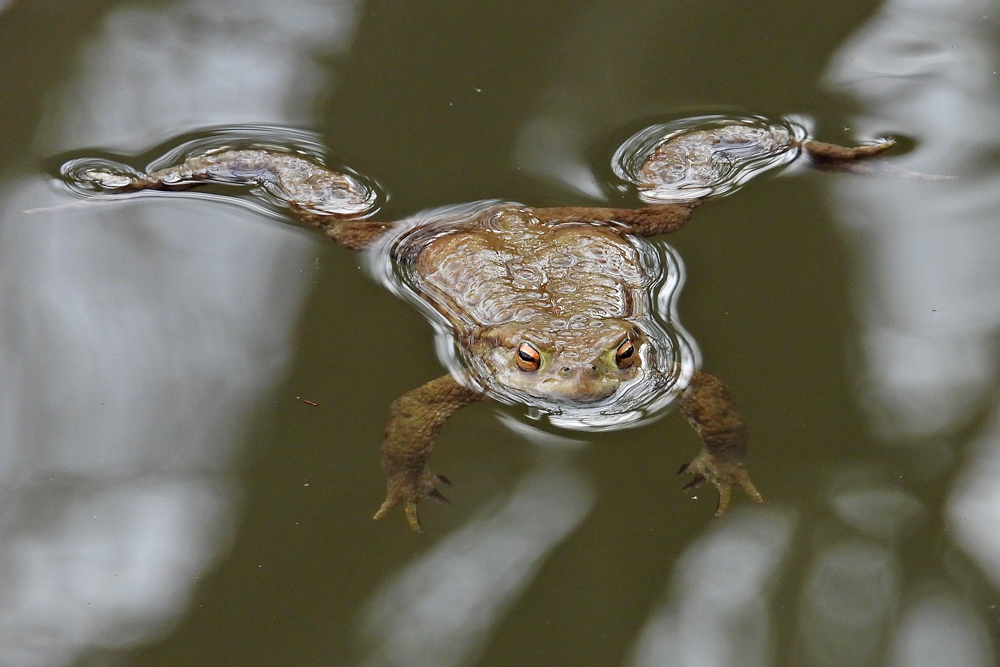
62,115,892,531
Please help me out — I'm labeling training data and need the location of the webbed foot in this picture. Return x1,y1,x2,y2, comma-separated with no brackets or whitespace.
678,449,763,516
373,469,452,533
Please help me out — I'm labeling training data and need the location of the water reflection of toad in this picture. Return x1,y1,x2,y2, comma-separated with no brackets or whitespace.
62,115,892,531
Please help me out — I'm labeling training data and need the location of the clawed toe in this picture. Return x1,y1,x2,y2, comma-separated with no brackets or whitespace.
403,502,422,533
374,495,426,533
372,468,452,533
678,450,762,515
428,488,450,504
681,474,706,492
372,495,399,522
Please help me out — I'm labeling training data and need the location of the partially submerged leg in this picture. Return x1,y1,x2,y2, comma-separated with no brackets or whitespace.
316,219,395,250
373,374,485,532
63,148,393,249
801,138,898,174
624,119,896,205
677,371,763,515
533,124,894,236
532,202,701,237
802,139,894,162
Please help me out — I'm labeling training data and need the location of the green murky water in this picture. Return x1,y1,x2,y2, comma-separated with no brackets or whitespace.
1,0,998,666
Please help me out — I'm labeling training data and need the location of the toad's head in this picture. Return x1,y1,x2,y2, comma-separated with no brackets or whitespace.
469,316,648,405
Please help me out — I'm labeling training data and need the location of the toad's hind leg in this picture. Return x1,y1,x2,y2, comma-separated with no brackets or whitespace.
676,371,763,515
66,148,392,250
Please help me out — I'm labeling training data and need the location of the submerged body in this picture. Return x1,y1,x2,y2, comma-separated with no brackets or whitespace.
62,114,895,531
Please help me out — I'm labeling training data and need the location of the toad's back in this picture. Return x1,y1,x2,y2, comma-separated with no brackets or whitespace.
414,208,650,329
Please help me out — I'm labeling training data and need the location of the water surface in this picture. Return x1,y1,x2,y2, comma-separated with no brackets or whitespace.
0,0,998,666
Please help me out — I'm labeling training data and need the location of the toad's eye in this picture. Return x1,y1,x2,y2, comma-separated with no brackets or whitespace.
615,338,636,369
516,342,541,372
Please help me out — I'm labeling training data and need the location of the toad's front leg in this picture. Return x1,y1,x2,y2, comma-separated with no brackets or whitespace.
677,371,763,515
373,374,485,532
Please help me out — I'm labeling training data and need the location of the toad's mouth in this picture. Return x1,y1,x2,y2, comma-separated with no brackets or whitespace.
535,374,619,403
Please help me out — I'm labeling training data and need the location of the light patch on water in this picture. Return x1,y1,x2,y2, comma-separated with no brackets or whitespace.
798,541,900,667
887,589,994,667
628,508,797,667
827,0,1000,654
0,0,364,665
357,463,594,667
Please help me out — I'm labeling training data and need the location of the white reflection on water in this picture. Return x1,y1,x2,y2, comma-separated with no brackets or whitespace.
799,542,898,667
517,116,606,199
39,0,360,152
827,466,925,541
0,0,361,665
513,0,675,200
948,414,1000,586
628,509,796,667
358,450,594,667
888,590,993,667
825,0,1000,663
0,189,314,667
826,0,1000,442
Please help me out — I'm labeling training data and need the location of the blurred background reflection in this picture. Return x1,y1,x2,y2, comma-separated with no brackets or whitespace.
628,509,796,667
0,0,360,664
823,0,1000,663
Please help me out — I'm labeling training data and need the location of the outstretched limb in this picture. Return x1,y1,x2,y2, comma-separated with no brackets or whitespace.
628,119,901,203
64,149,393,250
676,371,763,515
532,202,701,237
373,374,485,532
531,126,895,237
801,138,894,163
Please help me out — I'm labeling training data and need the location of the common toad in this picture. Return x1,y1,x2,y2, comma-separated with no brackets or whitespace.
62,115,892,531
